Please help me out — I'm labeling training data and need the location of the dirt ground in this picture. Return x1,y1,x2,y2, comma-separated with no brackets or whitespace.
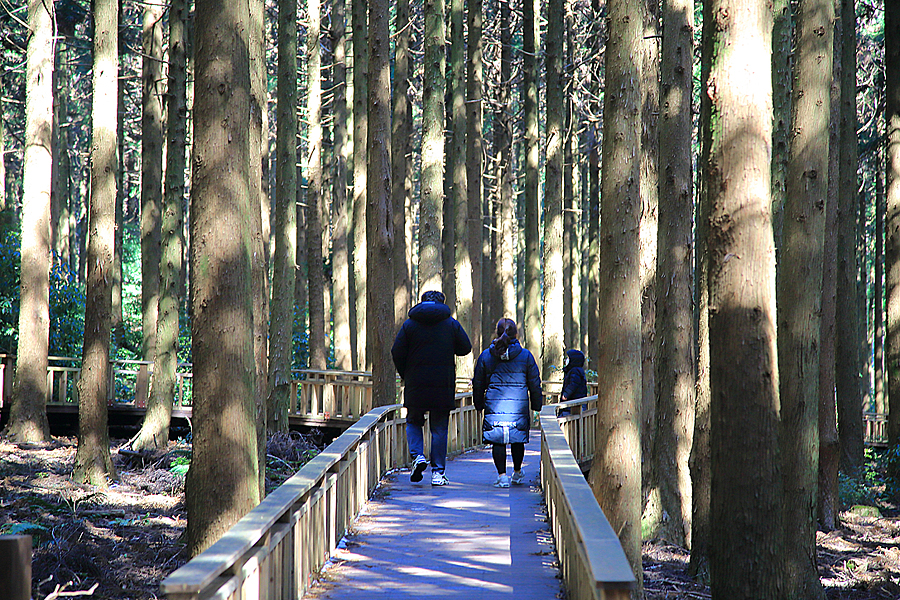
2,438,900,599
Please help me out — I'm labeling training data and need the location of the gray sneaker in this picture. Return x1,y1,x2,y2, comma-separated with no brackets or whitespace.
510,470,525,485
431,472,450,486
411,455,428,482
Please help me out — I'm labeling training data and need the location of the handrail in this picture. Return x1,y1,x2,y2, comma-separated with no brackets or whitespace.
160,392,482,599
540,398,635,600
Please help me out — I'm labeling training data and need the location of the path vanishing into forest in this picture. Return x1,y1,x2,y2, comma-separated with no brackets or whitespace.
305,437,563,600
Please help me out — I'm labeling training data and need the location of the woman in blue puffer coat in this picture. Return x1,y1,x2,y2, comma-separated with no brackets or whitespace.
472,318,543,488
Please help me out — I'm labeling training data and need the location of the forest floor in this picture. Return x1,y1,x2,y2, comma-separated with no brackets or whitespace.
2,437,900,600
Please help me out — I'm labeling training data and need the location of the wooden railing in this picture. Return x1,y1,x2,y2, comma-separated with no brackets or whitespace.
289,369,373,422
160,392,481,600
540,397,635,600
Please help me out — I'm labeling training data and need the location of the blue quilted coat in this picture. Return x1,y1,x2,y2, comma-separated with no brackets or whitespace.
472,340,543,444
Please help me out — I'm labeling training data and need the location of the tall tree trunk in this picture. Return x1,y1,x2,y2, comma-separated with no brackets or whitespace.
467,0,484,355
887,0,900,449
543,0,565,384
419,0,445,292
875,153,885,416
639,0,659,510
818,0,841,528
74,0,118,485
392,0,412,332
333,0,352,370
449,0,465,316
112,0,125,347
134,0,188,453
352,0,368,370
497,0,515,320
53,41,72,267
367,0,395,406
6,0,55,443
651,0,694,548
704,0,782,594
837,0,863,474
587,0,602,375
249,0,269,495
186,0,260,555
308,0,327,370
268,0,298,430
778,0,832,596
523,0,541,353
563,5,581,351
141,0,164,364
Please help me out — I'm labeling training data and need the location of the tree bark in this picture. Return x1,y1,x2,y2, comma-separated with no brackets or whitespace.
392,0,412,332
333,0,352,370
134,0,188,453
140,0,164,365
419,0,445,292
778,0,832,595
352,0,368,370
268,0,298,430
186,0,260,555
887,0,900,450
367,0,396,407
6,0,55,443
587,0,602,375
523,0,541,353
588,0,643,589
307,0,327,370
543,0,565,384
74,0,118,485
467,0,484,355
651,0,694,547
704,0,783,594
837,0,863,475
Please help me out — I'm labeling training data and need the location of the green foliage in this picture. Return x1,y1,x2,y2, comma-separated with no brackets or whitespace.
169,455,191,476
0,226,85,357
292,306,309,369
839,447,900,509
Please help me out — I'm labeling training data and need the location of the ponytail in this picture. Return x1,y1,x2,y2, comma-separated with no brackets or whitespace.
492,318,518,355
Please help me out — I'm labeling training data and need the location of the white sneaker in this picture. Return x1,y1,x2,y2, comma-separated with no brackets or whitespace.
494,474,511,488
410,455,428,482
510,470,525,485
431,472,449,486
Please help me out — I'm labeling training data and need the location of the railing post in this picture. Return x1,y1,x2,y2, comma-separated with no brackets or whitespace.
135,363,151,408
0,535,31,600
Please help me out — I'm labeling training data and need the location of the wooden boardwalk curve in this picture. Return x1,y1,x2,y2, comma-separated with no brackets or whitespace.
306,438,563,600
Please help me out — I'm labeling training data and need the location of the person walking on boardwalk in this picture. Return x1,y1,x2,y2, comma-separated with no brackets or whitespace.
392,290,472,486
472,318,543,488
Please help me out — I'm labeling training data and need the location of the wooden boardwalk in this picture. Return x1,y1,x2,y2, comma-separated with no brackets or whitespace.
305,437,563,600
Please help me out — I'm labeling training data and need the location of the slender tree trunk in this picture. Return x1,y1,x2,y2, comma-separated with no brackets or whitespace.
141,0,164,365
639,0,659,507
186,0,260,555
53,41,72,267
134,0,188,453
467,0,484,355
837,0,863,474
449,0,466,321
650,0,694,547
249,0,269,495
523,0,541,353
818,0,841,529
704,0,782,594
307,0,327,370
887,0,900,449
352,0,368,370
112,0,125,347
332,0,352,370
392,0,412,331
587,0,602,375
543,0,565,383
367,0,395,406
74,0,118,485
268,0,298,430
6,0,55,443
419,0,445,292
778,0,832,596
875,154,885,416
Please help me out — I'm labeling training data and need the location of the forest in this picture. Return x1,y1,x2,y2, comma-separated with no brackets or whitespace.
0,0,895,597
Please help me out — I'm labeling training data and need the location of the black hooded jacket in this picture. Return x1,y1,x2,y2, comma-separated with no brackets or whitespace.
391,301,472,419
561,349,588,400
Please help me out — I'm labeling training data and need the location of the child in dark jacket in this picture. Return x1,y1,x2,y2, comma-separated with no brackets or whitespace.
561,349,587,402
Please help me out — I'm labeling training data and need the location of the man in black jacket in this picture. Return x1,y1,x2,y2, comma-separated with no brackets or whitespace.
391,290,472,486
